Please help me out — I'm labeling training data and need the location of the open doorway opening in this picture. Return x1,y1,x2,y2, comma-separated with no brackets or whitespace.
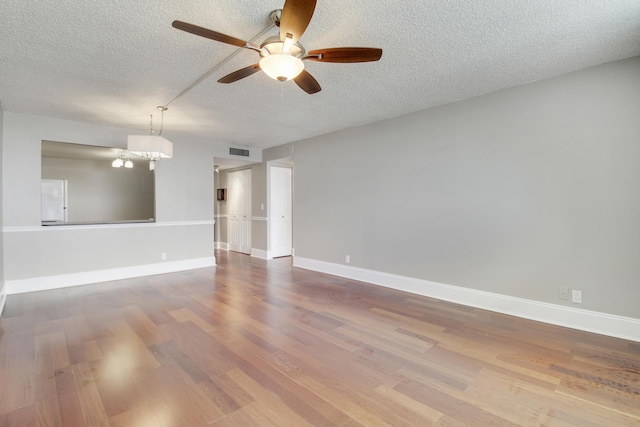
213,158,257,253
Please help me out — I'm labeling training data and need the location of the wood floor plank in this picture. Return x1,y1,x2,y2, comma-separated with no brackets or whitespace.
470,367,638,427
0,404,36,427
54,366,86,427
209,405,265,427
225,368,314,426
108,399,179,427
35,331,70,375
0,335,35,416
212,372,255,408
218,334,353,425
1,249,639,426
394,377,520,426
168,307,216,335
72,362,110,426
36,396,62,427
374,384,444,424
122,305,172,346
295,374,397,427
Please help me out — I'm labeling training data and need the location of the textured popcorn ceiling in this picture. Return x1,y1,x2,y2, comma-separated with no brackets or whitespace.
1,0,639,149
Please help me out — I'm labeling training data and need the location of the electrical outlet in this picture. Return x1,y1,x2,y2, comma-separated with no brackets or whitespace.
161,252,167,261
571,290,582,304
558,287,569,300
345,255,350,264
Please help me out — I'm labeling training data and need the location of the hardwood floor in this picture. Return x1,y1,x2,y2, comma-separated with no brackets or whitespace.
1,250,639,426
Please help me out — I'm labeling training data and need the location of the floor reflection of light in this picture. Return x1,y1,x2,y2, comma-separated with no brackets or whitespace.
101,342,137,386
131,403,174,427
99,340,176,426
99,322,159,388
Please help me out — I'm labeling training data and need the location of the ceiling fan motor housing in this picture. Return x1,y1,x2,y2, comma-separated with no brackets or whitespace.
259,36,305,58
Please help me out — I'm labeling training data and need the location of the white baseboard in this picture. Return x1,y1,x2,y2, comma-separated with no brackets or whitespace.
5,257,217,295
293,257,640,343
250,248,271,260
215,242,229,250
0,287,7,318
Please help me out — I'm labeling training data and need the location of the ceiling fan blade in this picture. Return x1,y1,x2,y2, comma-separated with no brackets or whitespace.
172,20,248,48
218,64,261,83
307,47,383,63
294,69,321,94
279,0,317,44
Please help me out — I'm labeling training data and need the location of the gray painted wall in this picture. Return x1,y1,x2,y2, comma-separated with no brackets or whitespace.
3,224,213,280
155,136,215,223
291,56,640,319
2,112,216,283
0,106,4,299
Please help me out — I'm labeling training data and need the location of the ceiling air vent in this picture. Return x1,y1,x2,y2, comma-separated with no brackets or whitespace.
230,148,250,157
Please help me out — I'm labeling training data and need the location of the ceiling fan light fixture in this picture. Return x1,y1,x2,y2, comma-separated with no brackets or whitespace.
259,54,304,81
173,3,382,94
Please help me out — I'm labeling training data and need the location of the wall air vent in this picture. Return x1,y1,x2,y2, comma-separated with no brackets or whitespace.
230,148,250,157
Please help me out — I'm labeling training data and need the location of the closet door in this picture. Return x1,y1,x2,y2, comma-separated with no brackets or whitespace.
228,169,252,254
270,166,292,258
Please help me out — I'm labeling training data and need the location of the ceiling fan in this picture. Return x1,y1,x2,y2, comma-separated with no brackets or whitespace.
172,0,382,94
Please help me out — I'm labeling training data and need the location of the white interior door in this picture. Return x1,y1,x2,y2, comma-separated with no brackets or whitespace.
228,169,252,254
270,166,292,258
41,179,67,222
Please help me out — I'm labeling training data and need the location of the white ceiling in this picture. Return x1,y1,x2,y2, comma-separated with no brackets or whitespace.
1,1,639,150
